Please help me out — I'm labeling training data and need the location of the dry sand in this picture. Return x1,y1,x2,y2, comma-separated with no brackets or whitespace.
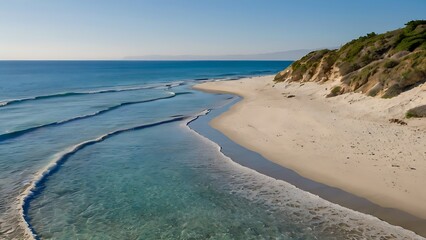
194,75,426,220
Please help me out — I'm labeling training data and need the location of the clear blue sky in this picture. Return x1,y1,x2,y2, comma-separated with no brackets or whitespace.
0,0,425,60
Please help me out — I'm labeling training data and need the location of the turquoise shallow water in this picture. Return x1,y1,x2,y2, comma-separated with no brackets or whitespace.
0,61,422,239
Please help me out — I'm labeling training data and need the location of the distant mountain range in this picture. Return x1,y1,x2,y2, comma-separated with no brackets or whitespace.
124,49,323,61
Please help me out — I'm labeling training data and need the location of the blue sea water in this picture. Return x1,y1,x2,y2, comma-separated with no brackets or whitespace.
0,61,421,239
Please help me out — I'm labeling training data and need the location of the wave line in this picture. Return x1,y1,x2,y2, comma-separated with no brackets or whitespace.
0,83,184,108
19,115,189,239
0,92,192,142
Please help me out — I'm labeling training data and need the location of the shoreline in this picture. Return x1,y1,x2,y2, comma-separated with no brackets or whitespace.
193,75,426,236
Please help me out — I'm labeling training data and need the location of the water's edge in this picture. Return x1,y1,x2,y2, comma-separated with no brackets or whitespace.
20,116,193,240
188,93,426,238
16,79,424,239
1,61,292,239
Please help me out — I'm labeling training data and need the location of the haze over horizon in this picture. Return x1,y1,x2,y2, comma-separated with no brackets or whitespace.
1,0,425,60
123,49,326,60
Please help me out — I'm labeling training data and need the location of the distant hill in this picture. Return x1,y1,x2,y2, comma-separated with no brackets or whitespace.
274,20,426,99
124,49,320,61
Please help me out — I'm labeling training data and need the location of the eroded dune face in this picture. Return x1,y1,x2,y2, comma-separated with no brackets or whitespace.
275,20,426,99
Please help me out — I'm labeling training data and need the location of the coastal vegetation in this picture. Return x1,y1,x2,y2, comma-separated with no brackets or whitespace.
274,20,426,100
406,105,426,118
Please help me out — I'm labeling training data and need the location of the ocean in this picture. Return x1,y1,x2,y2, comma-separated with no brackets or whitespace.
0,61,421,239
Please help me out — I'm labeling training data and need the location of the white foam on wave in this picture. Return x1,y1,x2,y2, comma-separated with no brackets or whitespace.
18,135,110,239
14,104,423,239
0,91,176,143
184,110,424,239
0,82,180,108
18,115,187,240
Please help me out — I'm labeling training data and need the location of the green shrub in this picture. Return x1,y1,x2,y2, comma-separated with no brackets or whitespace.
339,62,360,75
291,61,301,71
367,86,381,97
396,37,425,52
382,84,402,98
405,20,426,32
331,86,342,94
406,105,426,118
394,21,426,52
384,60,399,68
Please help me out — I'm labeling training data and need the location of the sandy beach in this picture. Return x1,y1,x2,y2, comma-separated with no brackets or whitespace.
194,75,426,220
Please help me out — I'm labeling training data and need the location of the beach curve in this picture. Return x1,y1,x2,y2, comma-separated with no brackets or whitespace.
193,75,426,234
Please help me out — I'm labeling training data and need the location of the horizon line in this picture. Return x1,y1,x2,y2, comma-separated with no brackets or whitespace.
0,59,297,61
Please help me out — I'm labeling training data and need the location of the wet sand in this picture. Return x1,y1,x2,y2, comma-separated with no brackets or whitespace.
194,75,426,236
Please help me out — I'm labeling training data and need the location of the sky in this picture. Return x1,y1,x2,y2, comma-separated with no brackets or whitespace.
0,0,425,60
